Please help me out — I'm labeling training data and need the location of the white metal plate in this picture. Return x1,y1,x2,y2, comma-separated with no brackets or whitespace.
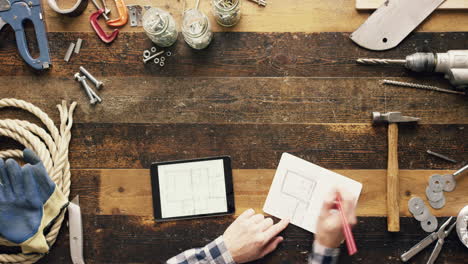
350,0,446,51
357,0,468,10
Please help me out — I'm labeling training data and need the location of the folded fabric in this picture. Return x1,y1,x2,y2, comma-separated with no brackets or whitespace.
0,149,68,253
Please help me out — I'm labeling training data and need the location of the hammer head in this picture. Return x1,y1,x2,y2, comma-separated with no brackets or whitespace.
372,112,420,124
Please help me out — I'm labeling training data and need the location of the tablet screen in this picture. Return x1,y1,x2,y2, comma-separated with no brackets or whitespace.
157,159,229,218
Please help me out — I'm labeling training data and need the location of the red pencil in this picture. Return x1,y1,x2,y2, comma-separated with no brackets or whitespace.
336,194,358,255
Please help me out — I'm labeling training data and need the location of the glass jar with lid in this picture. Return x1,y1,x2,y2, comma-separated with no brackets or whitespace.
182,8,213,50
142,7,178,47
211,0,241,27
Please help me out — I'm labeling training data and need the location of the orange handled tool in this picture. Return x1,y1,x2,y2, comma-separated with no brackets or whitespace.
106,0,128,27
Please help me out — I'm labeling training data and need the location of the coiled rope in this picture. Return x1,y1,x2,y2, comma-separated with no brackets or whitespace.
0,98,77,264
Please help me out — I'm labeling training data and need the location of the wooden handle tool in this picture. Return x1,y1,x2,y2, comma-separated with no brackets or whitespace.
387,123,399,232
372,112,420,232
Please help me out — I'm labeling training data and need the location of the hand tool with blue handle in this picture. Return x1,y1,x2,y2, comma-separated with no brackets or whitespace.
0,0,51,70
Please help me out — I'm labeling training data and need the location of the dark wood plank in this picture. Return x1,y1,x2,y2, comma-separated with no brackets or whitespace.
1,32,468,78
0,77,466,124
66,123,467,170
35,216,467,264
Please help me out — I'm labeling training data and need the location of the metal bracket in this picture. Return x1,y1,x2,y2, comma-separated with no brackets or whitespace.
127,5,142,27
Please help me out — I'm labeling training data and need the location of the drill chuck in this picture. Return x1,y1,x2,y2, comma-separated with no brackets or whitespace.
405,53,436,73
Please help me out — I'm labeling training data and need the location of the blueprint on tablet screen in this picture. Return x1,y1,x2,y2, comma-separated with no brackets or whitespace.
158,159,228,218
263,153,362,233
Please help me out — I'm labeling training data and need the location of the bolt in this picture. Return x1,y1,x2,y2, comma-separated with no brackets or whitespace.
74,73,97,104
80,66,103,89
143,50,164,63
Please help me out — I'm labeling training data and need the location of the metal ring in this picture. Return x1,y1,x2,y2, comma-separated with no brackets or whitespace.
143,50,151,58
153,57,160,64
151,47,157,53
166,51,172,56
160,61,165,67
160,56,166,62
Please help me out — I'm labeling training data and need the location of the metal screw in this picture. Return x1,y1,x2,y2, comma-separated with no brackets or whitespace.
382,80,466,95
74,73,97,104
143,50,164,63
80,66,103,89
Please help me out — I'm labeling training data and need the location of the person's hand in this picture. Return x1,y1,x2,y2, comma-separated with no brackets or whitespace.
315,189,357,248
223,209,289,263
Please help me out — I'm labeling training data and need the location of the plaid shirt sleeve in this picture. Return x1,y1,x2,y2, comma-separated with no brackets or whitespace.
308,240,340,264
166,236,236,264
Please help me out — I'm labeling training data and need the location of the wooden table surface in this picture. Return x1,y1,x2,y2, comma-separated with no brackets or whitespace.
0,0,467,263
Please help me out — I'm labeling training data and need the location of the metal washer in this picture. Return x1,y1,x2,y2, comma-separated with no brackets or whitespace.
414,206,431,222
442,174,456,192
426,186,444,202
429,195,446,209
408,197,425,215
421,215,438,233
429,174,444,192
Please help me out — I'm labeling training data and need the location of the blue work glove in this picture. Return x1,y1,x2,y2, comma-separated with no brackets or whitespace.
0,149,68,253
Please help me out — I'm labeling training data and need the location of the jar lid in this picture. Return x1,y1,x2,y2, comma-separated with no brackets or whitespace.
214,0,239,11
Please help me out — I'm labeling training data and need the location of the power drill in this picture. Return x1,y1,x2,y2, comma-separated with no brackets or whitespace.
357,50,468,90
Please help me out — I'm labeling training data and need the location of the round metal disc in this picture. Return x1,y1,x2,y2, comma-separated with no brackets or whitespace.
421,215,438,233
414,206,431,222
429,174,444,192
408,197,425,215
426,186,444,202
429,195,446,209
442,174,456,192
456,205,468,248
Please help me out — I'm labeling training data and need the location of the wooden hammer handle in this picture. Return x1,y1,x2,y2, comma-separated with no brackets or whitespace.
387,123,400,232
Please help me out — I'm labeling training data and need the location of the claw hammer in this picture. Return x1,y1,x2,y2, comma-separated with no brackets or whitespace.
372,112,420,232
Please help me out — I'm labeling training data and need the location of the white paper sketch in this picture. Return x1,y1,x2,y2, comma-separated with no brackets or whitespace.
263,153,362,233
158,159,228,218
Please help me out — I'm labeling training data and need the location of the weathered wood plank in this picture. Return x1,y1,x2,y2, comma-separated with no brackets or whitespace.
2,32,468,78
34,216,468,264
5,77,468,124
98,169,468,217
65,123,466,169
0,77,466,125
40,0,468,33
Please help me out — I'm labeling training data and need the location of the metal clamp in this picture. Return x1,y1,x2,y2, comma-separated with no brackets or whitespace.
106,0,128,27
90,9,119,43
47,0,89,17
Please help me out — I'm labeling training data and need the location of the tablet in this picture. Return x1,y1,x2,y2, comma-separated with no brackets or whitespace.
151,156,235,221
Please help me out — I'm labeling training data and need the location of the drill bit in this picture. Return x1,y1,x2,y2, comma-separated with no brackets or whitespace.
356,58,406,65
382,80,466,95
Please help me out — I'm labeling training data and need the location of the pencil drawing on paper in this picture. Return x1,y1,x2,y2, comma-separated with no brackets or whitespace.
280,170,317,224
